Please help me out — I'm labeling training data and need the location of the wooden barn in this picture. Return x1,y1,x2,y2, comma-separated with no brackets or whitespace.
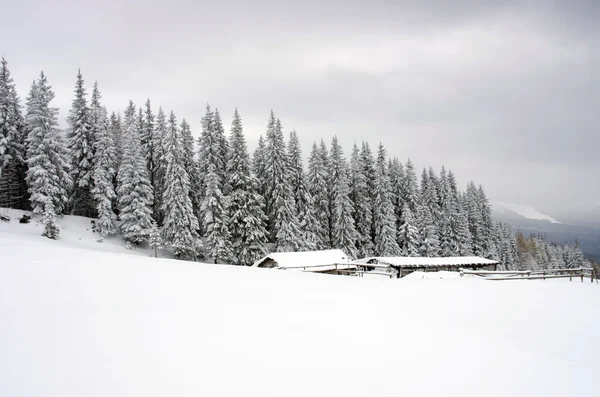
352,256,499,278
251,249,356,275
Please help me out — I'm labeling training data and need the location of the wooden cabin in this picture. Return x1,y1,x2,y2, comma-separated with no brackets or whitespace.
352,256,499,278
251,249,356,275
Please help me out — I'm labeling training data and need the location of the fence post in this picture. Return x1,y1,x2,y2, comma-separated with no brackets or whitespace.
581,267,584,283
569,270,572,282
543,270,545,280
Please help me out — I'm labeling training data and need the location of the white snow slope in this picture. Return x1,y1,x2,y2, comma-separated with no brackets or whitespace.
495,201,560,223
1,213,599,397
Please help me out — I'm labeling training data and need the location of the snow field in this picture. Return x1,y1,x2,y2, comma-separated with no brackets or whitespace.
0,212,599,396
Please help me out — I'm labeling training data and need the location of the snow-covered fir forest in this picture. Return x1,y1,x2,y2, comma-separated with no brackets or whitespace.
0,59,590,270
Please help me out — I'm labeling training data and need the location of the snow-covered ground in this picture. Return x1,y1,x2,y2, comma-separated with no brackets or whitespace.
1,210,599,396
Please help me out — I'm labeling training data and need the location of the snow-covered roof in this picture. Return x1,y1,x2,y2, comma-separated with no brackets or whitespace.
353,256,498,268
252,249,350,270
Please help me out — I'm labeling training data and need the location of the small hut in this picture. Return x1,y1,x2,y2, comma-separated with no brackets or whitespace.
251,249,356,275
353,256,499,278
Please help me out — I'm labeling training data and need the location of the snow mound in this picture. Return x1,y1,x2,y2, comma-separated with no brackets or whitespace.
495,202,560,223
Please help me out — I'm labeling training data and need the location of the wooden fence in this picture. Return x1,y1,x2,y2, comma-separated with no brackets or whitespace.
460,267,597,283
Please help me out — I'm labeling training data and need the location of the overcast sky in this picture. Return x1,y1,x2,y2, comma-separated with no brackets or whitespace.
2,0,599,215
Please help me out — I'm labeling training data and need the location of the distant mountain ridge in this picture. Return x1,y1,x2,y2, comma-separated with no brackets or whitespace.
492,202,600,261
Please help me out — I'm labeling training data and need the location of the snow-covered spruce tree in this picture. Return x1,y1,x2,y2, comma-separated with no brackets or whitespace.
402,159,420,212
213,108,229,189
67,70,95,217
109,112,123,171
90,99,117,240
349,143,374,257
397,159,421,254
264,112,301,248
329,136,358,258
419,168,440,255
25,72,72,233
0,57,29,210
373,144,401,256
151,108,168,225
417,203,440,257
201,163,232,263
286,130,319,251
306,141,329,249
180,118,202,221
446,170,471,255
398,202,420,256
88,82,103,144
141,99,155,180
360,142,377,245
288,130,309,217
116,101,154,244
478,185,498,259
148,219,163,258
388,158,405,237
437,167,455,256
455,193,473,256
41,196,59,239
298,193,323,251
161,111,201,260
226,109,268,265
197,104,226,201
253,135,267,201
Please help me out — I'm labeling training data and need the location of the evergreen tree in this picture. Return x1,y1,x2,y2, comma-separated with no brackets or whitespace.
148,220,163,258
264,112,300,247
161,111,201,260
41,196,59,239
116,101,154,244
142,99,155,181
151,108,168,225
398,202,420,256
0,57,28,209
226,109,268,265
253,135,267,201
417,204,440,256
306,141,329,248
373,144,401,256
360,142,377,245
478,185,497,259
349,143,374,257
201,163,232,262
25,72,72,230
288,130,308,216
298,193,323,251
213,108,229,186
91,98,117,240
180,118,202,221
198,104,226,200
401,159,420,212
67,69,95,217
455,193,473,256
438,167,455,256
0,57,12,177
388,158,405,238
328,137,358,258
109,112,123,171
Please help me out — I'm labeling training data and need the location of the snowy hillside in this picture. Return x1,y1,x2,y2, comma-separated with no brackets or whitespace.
0,208,168,258
494,202,560,223
1,218,599,396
